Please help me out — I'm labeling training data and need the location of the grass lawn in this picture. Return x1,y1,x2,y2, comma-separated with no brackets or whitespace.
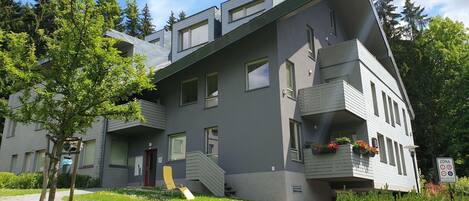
64,188,243,201
0,188,67,197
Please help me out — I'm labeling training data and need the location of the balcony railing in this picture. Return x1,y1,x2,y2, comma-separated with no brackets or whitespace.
107,99,166,133
304,144,373,181
298,80,366,120
186,151,225,197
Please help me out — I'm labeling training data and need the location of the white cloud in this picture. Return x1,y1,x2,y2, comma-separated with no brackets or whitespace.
394,0,469,27
146,0,198,30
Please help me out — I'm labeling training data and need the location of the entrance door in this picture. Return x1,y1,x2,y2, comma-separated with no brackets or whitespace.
144,149,157,186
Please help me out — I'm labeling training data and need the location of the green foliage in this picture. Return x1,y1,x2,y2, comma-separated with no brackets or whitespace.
178,11,186,21
97,0,124,31
335,137,351,145
401,0,429,40
57,174,100,188
374,0,401,39
0,172,16,188
140,4,155,37
337,190,466,201
124,0,140,37
455,177,469,195
165,11,177,31
392,17,469,179
8,173,43,189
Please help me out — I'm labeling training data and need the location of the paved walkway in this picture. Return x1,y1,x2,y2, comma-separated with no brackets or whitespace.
0,188,102,201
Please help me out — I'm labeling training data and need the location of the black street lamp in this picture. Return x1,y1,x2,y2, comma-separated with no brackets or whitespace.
405,145,420,193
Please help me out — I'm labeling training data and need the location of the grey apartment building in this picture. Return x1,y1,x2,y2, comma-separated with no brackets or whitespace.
0,0,420,200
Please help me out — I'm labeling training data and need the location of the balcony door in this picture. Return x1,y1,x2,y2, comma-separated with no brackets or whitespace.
144,148,157,186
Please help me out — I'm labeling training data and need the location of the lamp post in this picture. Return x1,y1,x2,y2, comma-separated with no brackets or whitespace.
405,145,420,193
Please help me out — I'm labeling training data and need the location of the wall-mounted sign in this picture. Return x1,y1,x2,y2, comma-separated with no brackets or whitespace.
437,157,456,183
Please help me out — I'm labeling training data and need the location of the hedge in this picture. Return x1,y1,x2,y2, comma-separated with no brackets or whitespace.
0,172,100,189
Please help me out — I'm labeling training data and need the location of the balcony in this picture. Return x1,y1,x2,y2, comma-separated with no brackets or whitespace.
107,99,166,134
304,144,373,182
298,80,366,123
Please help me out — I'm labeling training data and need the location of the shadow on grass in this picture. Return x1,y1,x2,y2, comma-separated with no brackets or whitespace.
109,187,185,200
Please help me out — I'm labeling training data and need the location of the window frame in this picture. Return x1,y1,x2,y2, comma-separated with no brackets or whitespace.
403,109,409,136
35,150,46,172
386,138,396,166
289,120,303,162
205,72,219,108
180,77,199,106
168,133,187,161
178,20,209,51
285,60,296,99
394,141,402,175
329,9,337,36
204,127,219,161
229,0,265,23
110,139,128,167
23,152,33,172
394,101,401,125
382,92,389,123
377,134,387,163
371,82,379,117
388,96,395,127
6,120,17,138
81,140,96,168
306,25,316,60
399,144,407,175
10,154,18,172
245,58,270,91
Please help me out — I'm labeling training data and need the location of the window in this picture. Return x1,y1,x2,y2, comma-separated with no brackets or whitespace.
229,0,264,22
306,25,315,60
386,138,395,166
205,73,218,108
205,127,219,161
82,140,96,167
382,92,389,123
285,61,296,98
289,120,302,161
399,144,407,175
169,133,186,161
403,109,409,136
388,96,395,126
6,120,17,137
34,123,43,131
23,152,33,172
371,82,379,116
181,78,198,105
150,38,160,46
394,141,402,175
246,58,269,90
110,140,128,166
35,150,46,172
329,9,337,35
394,101,401,125
179,21,209,51
377,134,387,163
10,155,18,172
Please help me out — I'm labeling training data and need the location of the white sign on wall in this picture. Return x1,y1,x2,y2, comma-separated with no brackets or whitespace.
436,157,456,183
134,156,143,176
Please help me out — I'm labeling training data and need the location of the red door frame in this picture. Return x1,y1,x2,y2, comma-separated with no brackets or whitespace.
144,148,157,186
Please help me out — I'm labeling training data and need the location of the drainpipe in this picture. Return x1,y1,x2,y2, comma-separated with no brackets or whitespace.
410,151,419,193
98,118,108,185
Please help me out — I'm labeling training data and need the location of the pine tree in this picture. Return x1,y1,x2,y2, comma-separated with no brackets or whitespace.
140,3,155,37
97,0,124,31
0,0,23,32
374,0,401,39
178,11,186,21
401,0,428,40
165,11,177,31
124,0,140,37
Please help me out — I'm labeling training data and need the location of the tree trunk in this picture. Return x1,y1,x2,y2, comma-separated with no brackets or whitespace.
48,140,64,201
39,155,50,201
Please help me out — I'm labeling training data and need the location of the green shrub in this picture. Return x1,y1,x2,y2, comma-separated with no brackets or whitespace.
0,172,99,189
455,177,469,195
335,137,352,145
0,172,16,188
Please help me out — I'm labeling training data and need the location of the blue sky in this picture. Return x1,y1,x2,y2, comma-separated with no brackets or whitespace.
17,0,468,29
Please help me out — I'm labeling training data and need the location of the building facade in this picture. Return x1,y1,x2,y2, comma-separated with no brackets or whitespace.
0,0,419,200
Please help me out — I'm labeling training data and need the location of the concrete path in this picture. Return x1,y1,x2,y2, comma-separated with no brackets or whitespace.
0,188,102,201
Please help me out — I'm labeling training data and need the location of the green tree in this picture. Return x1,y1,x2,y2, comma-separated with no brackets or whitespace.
374,0,401,39
401,0,428,40
393,17,469,179
178,11,186,21
165,11,177,31
0,0,154,200
97,0,124,31
0,0,23,32
140,3,155,37
124,0,140,37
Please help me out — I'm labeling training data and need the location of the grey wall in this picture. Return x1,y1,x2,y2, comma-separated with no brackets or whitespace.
157,23,283,181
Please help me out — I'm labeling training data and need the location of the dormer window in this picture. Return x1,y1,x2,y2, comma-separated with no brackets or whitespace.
229,0,265,22
179,20,209,51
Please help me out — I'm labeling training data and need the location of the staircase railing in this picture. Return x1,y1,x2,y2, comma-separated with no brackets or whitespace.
186,151,225,197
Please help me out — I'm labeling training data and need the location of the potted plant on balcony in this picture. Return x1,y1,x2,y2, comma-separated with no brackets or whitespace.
352,140,377,157
335,137,352,145
312,142,339,154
